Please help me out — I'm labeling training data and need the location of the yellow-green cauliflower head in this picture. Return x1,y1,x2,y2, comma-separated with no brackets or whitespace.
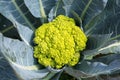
34,15,87,69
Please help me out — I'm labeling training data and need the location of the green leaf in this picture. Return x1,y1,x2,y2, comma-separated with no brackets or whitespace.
87,34,112,49
96,41,120,54
42,72,57,80
0,0,35,30
84,11,120,59
0,0,35,46
50,71,63,80
62,0,74,5
65,67,91,79
104,0,120,16
64,0,108,27
84,12,104,36
93,13,120,40
11,64,49,80
62,0,74,16
24,0,56,23
0,53,19,80
15,22,34,46
24,0,56,18
43,66,64,80
0,14,20,39
85,0,120,36
73,54,120,78
0,33,34,66
83,34,112,59
48,0,65,21
83,14,120,59
0,33,49,79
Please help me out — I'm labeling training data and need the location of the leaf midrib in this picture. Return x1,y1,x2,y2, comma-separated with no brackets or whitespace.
12,0,35,31
81,0,93,20
38,0,47,23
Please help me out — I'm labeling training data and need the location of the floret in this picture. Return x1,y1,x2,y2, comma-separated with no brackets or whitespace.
34,15,87,69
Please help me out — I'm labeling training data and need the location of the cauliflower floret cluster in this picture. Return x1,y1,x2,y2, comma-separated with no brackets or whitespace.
34,15,87,69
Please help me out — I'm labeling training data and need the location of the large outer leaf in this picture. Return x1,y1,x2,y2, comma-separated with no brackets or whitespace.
48,0,108,25
83,9,120,59
50,71,63,80
83,34,112,59
62,0,74,5
48,0,65,22
96,41,120,54
0,33,49,79
65,67,91,79
85,0,120,36
0,14,20,39
86,34,112,50
24,0,56,18
0,0,35,30
83,0,120,59
0,0,35,46
0,53,18,80
93,13,120,40
66,54,120,79
15,22,34,46
64,0,108,27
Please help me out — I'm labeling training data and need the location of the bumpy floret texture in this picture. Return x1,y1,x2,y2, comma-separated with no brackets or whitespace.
34,15,87,69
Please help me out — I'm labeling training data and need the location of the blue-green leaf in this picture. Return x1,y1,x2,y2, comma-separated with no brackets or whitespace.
50,71,63,80
86,0,120,36
65,67,91,79
93,13,120,40
96,41,120,54
0,53,18,80
63,0,108,27
0,0,35,46
0,0,35,30
24,0,56,23
15,22,34,46
83,34,112,59
71,54,120,78
43,66,64,80
0,33,49,79
83,14,120,59
24,0,56,18
48,0,65,22
62,0,74,5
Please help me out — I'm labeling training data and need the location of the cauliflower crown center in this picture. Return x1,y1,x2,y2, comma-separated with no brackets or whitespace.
34,15,87,69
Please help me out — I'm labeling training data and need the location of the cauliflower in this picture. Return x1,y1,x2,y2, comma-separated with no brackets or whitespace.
34,15,87,69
